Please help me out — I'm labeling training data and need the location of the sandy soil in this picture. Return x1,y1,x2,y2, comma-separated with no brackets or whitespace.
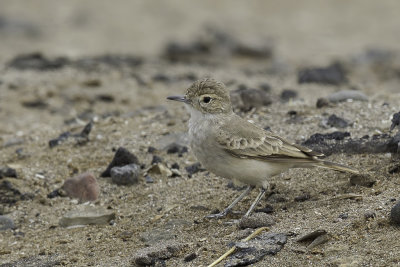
1,1,400,266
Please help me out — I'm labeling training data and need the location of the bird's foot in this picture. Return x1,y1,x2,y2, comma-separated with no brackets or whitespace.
206,210,229,219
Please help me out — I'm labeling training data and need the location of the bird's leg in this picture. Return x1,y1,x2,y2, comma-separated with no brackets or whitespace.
243,188,266,218
206,185,254,219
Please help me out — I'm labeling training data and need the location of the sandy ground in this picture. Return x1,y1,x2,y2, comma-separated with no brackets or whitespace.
1,1,400,266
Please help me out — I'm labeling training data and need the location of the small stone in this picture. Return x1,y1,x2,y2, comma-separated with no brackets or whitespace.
62,172,100,202
147,146,157,153
307,234,330,250
338,213,349,220
327,114,349,128
327,90,368,103
0,167,17,179
0,215,15,231
165,143,188,155
151,155,163,165
364,211,376,220
145,176,154,183
131,241,185,266
110,164,140,186
294,193,311,202
280,89,298,102
148,163,173,177
184,252,197,262
390,112,400,131
297,230,327,242
59,206,115,227
316,97,331,108
390,201,400,224
303,131,351,146
255,204,274,214
171,163,180,169
350,174,376,187
101,147,140,177
298,62,347,85
231,88,272,111
185,162,205,177
239,213,275,229
226,232,287,267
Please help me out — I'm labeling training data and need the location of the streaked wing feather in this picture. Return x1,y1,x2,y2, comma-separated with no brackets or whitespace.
216,115,323,161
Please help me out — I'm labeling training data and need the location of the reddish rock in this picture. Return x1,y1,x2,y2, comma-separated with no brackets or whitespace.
62,172,100,202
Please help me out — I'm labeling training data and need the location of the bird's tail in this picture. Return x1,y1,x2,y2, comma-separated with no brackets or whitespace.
316,160,360,174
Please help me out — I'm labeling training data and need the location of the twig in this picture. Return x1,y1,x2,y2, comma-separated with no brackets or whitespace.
207,226,269,267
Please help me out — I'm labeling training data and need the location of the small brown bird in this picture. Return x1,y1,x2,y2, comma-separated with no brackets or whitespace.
167,78,359,218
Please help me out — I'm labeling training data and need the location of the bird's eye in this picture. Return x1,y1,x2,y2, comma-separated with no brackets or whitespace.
203,96,211,103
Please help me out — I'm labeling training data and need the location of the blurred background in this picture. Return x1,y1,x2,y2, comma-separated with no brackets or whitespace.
1,0,400,65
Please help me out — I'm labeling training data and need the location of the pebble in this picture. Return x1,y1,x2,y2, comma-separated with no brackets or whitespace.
350,174,376,187
231,87,272,111
327,114,349,128
110,164,140,186
148,163,173,177
145,175,154,183
390,201,400,224
0,215,15,231
226,232,287,267
298,62,347,85
327,90,368,103
185,162,205,177
316,97,331,108
62,172,100,202
364,211,376,220
184,252,197,262
131,241,185,266
303,131,351,146
59,206,115,227
0,166,17,179
101,147,140,177
390,111,400,131
239,213,275,229
151,155,163,165
294,193,311,202
280,89,298,102
165,143,188,155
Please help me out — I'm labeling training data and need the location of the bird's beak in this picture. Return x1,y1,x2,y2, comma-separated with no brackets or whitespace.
167,95,190,104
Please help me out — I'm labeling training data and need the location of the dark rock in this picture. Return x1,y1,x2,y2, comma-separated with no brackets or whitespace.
185,162,205,177
294,193,311,202
131,241,185,266
165,143,188,155
327,114,349,128
267,194,288,203
390,201,400,224
0,167,17,179
233,42,273,59
316,97,330,108
389,164,400,174
0,179,21,205
96,94,115,103
49,121,92,148
350,174,376,187
184,252,197,262
147,146,157,153
259,83,271,92
303,131,351,146
110,164,140,186
82,79,102,87
21,99,48,109
152,73,171,82
231,87,272,111
145,176,154,183
151,155,163,165
280,89,298,102
226,233,287,267
298,62,347,85
297,230,327,242
255,204,274,214
339,213,348,220
239,213,275,229
390,112,400,131
171,163,180,170
62,172,100,202
364,211,376,220
327,90,368,103
47,189,62,199
7,52,69,71
101,147,140,177
0,215,15,231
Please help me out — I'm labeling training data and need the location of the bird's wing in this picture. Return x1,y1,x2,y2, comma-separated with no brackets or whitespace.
215,115,323,162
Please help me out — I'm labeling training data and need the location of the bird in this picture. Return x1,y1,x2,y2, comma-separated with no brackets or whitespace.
167,78,359,218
